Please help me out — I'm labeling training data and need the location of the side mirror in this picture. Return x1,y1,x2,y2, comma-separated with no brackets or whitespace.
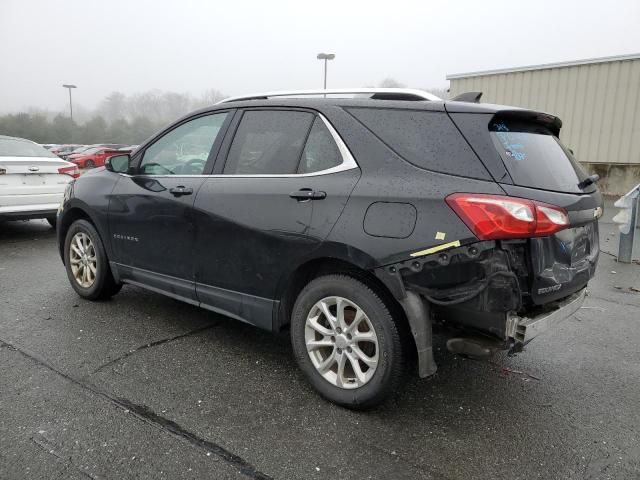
105,154,131,173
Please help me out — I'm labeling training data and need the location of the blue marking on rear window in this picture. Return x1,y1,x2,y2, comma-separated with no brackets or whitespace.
495,131,527,161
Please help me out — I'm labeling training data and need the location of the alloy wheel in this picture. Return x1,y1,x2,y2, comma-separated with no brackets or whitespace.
305,296,379,389
69,232,97,288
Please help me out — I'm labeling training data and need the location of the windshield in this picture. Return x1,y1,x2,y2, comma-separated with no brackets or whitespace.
489,120,591,193
70,146,89,154
0,137,58,158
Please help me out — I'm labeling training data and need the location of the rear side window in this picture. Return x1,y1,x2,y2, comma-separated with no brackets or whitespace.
224,110,314,174
347,108,490,179
489,119,590,193
298,118,341,174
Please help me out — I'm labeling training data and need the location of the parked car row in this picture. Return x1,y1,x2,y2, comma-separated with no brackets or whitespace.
0,135,79,227
49,144,83,157
66,146,133,169
0,137,137,226
41,143,138,168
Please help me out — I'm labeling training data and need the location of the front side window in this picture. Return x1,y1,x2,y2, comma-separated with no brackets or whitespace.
140,112,228,175
223,110,314,175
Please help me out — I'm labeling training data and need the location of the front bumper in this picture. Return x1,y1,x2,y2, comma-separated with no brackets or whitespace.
507,287,586,347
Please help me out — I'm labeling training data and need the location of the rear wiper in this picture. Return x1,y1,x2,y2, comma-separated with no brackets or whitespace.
578,174,599,190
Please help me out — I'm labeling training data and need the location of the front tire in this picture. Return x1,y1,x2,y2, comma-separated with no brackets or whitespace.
64,219,121,300
290,274,405,409
85,159,95,169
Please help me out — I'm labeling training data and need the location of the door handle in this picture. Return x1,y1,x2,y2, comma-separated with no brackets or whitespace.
169,185,193,197
289,189,327,201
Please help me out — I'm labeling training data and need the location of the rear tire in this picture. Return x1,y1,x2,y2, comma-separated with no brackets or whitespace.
85,159,95,169
290,274,405,409
64,219,122,300
46,216,57,228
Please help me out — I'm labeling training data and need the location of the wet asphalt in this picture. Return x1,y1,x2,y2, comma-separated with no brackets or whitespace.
0,209,639,480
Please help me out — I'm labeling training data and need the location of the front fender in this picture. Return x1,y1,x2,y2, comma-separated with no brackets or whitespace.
57,171,120,263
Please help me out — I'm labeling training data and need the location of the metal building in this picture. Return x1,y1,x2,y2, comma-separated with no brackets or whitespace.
447,53,640,195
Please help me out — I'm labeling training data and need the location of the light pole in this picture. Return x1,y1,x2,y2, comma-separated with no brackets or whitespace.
316,53,335,90
62,84,77,122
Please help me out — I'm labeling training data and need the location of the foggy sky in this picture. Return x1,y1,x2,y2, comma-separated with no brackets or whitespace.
1,0,639,114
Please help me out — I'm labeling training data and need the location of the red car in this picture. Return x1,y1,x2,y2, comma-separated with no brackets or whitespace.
68,147,129,169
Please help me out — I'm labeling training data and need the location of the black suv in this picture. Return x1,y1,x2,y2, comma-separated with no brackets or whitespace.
57,89,601,408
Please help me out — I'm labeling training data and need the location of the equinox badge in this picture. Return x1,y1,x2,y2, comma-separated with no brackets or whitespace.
113,234,139,242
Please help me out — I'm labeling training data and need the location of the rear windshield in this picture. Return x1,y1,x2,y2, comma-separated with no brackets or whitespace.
347,108,490,180
0,137,58,158
489,120,591,193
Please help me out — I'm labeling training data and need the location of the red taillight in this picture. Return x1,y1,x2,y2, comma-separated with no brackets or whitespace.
58,165,80,179
446,193,569,240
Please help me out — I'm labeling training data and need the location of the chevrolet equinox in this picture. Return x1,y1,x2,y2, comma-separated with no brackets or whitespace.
57,89,602,408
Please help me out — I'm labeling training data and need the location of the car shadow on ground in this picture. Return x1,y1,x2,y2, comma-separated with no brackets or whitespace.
87,289,603,478
89,283,560,421
0,219,56,242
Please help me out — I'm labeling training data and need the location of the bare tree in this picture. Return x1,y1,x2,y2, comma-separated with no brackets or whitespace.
100,92,128,123
424,87,449,100
378,78,407,88
196,88,226,107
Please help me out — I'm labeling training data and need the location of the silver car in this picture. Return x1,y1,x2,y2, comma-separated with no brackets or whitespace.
0,135,79,227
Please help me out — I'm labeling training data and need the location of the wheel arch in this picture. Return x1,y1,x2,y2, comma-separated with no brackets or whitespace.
274,253,414,358
57,204,104,264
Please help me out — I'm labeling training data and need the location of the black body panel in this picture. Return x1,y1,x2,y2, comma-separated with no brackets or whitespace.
191,169,359,329
446,112,513,183
56,168,119,262
528,222,599,304
108,175,204,301
320,106,504,266
500,183,602,304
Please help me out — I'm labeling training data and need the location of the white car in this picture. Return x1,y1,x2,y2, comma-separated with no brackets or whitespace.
0,135,79,227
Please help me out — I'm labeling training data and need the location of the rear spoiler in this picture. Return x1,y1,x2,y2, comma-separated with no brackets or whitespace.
490,110,562,136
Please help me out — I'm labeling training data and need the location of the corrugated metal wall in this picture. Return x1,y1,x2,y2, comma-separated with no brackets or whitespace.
449,58,640,167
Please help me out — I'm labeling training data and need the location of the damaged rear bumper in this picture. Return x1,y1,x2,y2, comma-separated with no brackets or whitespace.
507,287,586,349
375,239,593,375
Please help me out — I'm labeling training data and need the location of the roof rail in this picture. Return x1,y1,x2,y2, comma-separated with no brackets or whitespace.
218,88,442,104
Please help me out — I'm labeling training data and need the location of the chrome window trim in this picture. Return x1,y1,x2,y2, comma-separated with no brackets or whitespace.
136,113,359,179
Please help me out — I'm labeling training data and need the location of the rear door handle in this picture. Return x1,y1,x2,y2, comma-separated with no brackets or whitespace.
289,189,327,201
169,186,193,197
